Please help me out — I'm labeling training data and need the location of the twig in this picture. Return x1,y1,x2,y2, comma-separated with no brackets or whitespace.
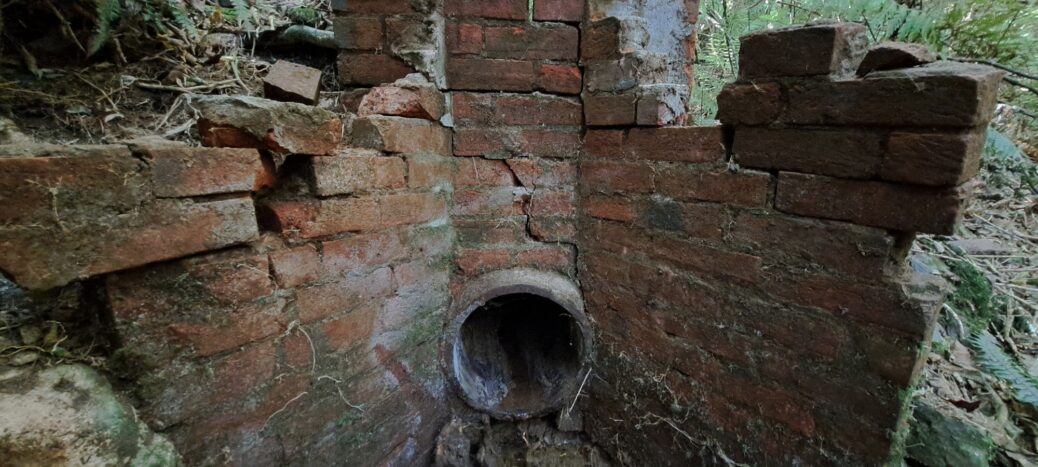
950,58,1038,81
135,79,239,93
566,367,592,415
262,391,308,429
75,75,119,112
44,0,86,54
1004,77,1038,98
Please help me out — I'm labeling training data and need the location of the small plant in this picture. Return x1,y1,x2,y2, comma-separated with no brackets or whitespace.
88,0,199,57
970,331,1038,410
947,260,1005,332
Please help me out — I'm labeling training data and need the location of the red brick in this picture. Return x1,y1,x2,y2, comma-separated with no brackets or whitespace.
535,64,582,95
626,126,724,162
321,303,378,352
528,217,576,242
167,304,286,357
196,95,343,156
657,168,771,207
739,23,866,80
881,128,986,186
379,192,447,227
262,61,322,105
455,158,516,187
335,0,414,14
650,236,762,283
675,202,727,240
321,231,409,273
310,151,406,196
733,128,884,179
456,248,513,275
584,94,637,126
453,128,581,158
407,154,454,189
520,129,583,158
352,116,451,155
505,159,576,187
444,0,527,20
716,371,817,437
209,341,278,403
452,92,582,126
139,147,270,197
716,82,783,126
483,24,579,61
337,52,413,86
451,187,526,217
584,196,636,222
447,22,484,55
358,85,445,121
534,0,584,21
259,198,379,239
581,160,654,193
584,130,624,158
455,218,528,245
269,244,321,288
775,172,967,234
446,58,535,92
332,17,384,51
527,190,575,217
516,246,574,270
295,267,393,323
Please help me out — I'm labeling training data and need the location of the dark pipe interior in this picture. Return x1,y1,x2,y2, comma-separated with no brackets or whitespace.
455,293,583,417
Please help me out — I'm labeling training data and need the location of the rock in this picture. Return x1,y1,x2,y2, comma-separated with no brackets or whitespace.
357,74,445,121
907,396,995,467
0,365,181,465
195,95,342,156
947,238,1013,256
0,117,32,145
263,60,322,105
857,41,936,76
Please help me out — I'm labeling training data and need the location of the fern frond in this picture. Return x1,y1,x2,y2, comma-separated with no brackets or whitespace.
233,0,253,32
970,331,1038,409
167,0,198,39
88,0,122,57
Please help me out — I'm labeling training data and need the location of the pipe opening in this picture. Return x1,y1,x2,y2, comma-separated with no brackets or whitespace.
452,293,585,418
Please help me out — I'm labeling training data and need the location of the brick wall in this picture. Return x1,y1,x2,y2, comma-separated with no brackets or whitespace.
577,22,1002,466
0,3,1003,466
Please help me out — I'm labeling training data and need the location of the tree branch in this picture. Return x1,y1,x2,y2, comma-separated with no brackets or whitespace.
1003,77,1038,98
950,58,1038,81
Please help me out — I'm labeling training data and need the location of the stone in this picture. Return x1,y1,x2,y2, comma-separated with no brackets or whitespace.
0,365,181,466
857,41,936,76
947,238,1013,256
195,95,342,156
738,22,868,79
263,60,322,105
907,396,994,467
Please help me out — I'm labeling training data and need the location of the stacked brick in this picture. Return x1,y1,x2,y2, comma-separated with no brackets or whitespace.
444,0,583,283
332,0,438,88
577,22,1002,465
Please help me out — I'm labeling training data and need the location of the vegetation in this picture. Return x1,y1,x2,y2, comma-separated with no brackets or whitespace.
694,0,1038,154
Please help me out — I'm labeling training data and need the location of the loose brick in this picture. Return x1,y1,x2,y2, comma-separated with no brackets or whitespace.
657,168,771,207
733,128,884,179
775,172,967,234
447,58,535,92
139,147,272,197
881,128,986,186
358,85,445,121
338,52,414,86
453,128,581,158
196,95,342,156
483,24,579,61
580,160,654,193
444,0,527,20
739,23,867,80
352,116,451,155
626,126,724,162
309,151,406,196
263,61,322,105
534,0,584,22
584,94,637,126
857,41,935,76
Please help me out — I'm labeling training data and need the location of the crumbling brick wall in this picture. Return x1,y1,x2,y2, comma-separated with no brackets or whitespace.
0,1,1003,466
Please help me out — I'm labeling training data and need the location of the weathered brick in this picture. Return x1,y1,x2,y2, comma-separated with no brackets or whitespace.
516,245,574,271
455,158,516,187
857,41,935,76
446,22,484,55
332,16,383,51
483,24,579,60
259,198,379,239
138,147,272,197
451,187,526,217
527,189,575,217
262,61,322,105
505,159,576,187
881,128,986,186
775,172,967,234
716,82,783,126
407,154,454,189
580,160,654,193
783,62,1004,128
446,58,535,92
269,244,321,288
455,218,528,245
584,94,637,126
733,128,884,179
334,0,414,14
296,267,393,323
626,126,724,162
322,231,409,275
309,150,406,196
585,130,625,158
534,0,584,22
358,85,445,121
584,196,636,222
452,93,582,126
650,235,763,283
581,17,649,60
657,167,771,207
379,192,448,227
536,64,582,95
453,128,581,158
444,0,527,20
196,95,342,156
352,116,451,155
456,248,513,275
321,303,378,352
739,23,867,80
337,52,414,86
528,216,576,242
584,52,666,93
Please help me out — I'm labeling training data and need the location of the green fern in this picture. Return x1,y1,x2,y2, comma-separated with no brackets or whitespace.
167,0,198,39
970,331,1038,409
88,0,122,57
233,0,254,32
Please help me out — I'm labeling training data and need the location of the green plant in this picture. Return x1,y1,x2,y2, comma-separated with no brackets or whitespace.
87,0,199,57
970,330,1038,409
947,260,1004,332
